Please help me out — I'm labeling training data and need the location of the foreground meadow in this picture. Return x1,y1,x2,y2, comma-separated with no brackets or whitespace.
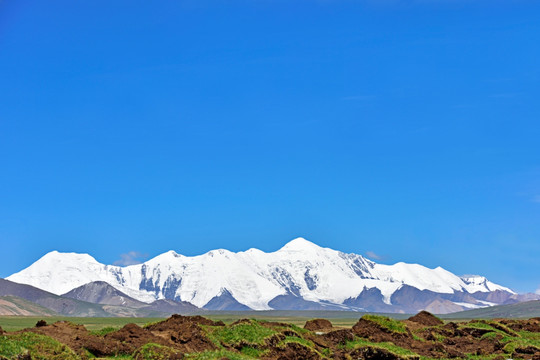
0,312,539,359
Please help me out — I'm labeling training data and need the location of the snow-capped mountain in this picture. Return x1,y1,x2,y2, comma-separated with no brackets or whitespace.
6,237,518,313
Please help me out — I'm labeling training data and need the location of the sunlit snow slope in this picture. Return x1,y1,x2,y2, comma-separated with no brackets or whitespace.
7,237,514,312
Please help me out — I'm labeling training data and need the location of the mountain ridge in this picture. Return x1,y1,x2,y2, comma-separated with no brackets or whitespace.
0,278,201,317
7,237,531,314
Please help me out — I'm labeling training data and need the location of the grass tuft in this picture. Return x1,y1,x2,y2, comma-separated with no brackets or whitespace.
345,337,417,357
133,343,182,360
208,320,276,347
184,349,254,359
90,326,119,336
362,314,408,333
0,332,78,360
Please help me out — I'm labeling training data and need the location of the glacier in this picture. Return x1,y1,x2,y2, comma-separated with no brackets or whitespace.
6,237,514,311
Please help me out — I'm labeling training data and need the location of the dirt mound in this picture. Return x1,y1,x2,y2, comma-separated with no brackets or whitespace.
322,329,354,345
269,341,322,360
24,321,127,356
145,315,218,353
352,318,400,341
146,314,224,331
260,321,294,329
408,311,443,326
499,318,540,333
0,325,4,335
168,322,216,353
352,317,472,359
265,333,287,347
304,318,333,331
20,315,220,357
105,323,169,352
350,346,418,360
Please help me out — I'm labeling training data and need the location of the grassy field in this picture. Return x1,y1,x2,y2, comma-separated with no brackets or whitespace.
0,312,370,332
0,316,165,332
5,304,537,333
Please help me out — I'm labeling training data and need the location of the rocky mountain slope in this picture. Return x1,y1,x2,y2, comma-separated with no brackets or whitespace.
0,278,199,317
7,237,530,314
62,281,148,307
444,299,540,319
0,295,56,316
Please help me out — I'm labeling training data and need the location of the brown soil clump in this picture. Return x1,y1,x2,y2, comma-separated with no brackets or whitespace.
146,314,224,331
350,346,418,360
408,311,443,326
499,318,540,333
321,329,354,345
0,325,4,335
145,315,218,353
24,321,127,357
304,318,333,331
268,341,322,360
351,316,495,359
264,333,287,347
105,323,170,353
35,320,47,327
352,318,407,342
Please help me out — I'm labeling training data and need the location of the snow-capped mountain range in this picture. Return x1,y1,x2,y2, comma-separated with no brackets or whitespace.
6,237,520,313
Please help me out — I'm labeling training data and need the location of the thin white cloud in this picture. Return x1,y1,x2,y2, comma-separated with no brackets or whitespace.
536,286,540,295
113,251,148,266
365,251,382,260
531,195,540,203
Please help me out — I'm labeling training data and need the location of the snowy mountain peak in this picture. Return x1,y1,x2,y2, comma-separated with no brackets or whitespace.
38,250,99,265
205,249,232,257
279,237,321,251
7,237,516,313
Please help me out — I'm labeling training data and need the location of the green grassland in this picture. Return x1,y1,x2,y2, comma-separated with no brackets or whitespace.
0,316,166,332
1,313,539,359
0,313,368,332
0,332,78,360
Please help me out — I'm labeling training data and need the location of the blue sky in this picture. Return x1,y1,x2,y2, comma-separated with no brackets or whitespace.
1,0,539,294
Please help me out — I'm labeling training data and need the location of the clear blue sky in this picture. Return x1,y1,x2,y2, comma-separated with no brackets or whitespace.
1,0,539,294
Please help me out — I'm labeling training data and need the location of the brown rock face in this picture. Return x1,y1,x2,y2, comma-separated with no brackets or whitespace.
304,318,333,331
408,311,443,326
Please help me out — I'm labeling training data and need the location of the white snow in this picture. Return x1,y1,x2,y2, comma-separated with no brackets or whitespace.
6,237,514,310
